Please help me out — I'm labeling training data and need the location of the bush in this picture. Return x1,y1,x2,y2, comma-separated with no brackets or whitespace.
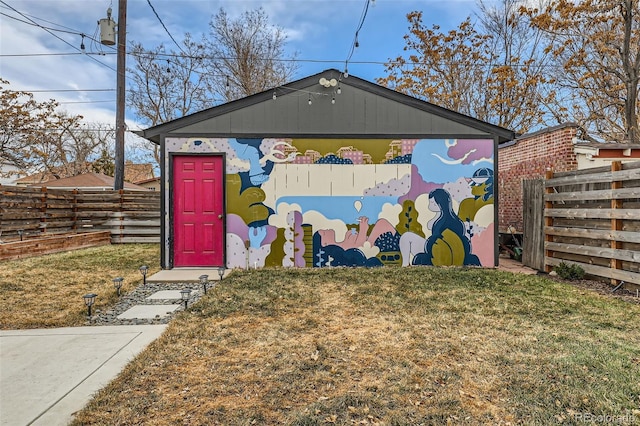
554,262,585,280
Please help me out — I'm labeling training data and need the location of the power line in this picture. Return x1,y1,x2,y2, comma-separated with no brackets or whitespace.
0,9,115,54
0,3,83,33
0,52,97,57
344,0,373,76
25,89,115,93
0,1,116,72
0,11,79,36
58,100,116,104
145,0,186,55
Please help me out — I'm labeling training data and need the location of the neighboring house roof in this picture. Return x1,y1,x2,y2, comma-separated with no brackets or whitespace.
15,162,93,185
134,176,161,185
15,162,155,186
574,142,640,158
137,68,516,144
28,172,148,190
124,161,155,183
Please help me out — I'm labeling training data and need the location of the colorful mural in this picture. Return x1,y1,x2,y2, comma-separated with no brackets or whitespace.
165,137,496,268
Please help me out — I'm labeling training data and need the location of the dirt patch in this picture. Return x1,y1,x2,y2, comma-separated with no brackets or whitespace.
547,274,640,305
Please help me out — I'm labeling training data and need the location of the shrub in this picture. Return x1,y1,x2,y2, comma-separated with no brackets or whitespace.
554,262,585,280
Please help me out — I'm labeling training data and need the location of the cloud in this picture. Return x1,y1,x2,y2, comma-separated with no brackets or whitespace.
268,202,302,228
301,210,347,239
446,139,493,165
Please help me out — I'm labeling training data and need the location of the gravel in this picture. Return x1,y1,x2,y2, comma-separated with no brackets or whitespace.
85,282,210,326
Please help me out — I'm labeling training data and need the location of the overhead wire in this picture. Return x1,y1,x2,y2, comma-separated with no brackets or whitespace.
344,0,372,77
25,89,115,93
0,1,116,72
1,0,555,88
58,100,116,104
145,0,186,55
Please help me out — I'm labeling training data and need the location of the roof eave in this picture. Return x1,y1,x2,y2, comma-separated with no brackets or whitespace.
138,68,517,144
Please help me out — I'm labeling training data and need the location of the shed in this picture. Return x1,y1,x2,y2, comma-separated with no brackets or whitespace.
138,69,515,270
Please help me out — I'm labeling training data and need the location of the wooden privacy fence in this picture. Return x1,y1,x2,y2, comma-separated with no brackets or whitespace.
522,179,545,271
544,161,640,288
0,185,160,244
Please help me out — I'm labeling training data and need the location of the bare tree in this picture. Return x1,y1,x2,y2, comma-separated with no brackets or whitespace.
0,79,110,178
205,7,299,101
378,2,555,134
525,0,640,143
127,34,212,165
127,8,298,168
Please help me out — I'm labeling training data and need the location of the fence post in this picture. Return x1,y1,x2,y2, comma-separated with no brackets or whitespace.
543,169,554,273
72,189,79,231
39,186,47,235
610,161,623,285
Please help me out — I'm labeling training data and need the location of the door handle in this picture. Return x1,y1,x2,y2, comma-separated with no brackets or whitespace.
218,214,223,219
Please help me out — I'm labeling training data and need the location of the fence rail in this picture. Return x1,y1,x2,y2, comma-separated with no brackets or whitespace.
0,185,160,244
544,161,640,288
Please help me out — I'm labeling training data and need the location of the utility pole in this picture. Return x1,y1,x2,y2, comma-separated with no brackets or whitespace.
113,0,127,190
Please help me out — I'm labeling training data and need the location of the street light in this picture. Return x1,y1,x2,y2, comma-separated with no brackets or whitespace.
83,293,97,317
180,289,191,309
112,277,123,296
199,274,209,295
139,265,149,285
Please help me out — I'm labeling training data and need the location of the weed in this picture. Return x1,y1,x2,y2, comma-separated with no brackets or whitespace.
555,262,586,280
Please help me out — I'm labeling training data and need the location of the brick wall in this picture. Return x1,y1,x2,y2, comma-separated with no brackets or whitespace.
498,124,579,233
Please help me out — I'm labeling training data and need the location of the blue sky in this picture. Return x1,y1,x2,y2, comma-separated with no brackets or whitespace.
0,0,485,129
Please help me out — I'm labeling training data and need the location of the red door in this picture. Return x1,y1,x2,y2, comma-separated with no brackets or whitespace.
173,155,224,267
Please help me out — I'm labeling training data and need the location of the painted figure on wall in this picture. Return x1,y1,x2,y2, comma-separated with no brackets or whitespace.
165,137,496,269
412,188,481,266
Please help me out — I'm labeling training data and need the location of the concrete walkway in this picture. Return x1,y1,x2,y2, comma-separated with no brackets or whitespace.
0,270,228,426
146,267,227,283
0,325,166,426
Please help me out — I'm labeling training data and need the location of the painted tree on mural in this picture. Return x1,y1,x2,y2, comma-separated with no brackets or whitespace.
378,0,557,134
524,0,640,143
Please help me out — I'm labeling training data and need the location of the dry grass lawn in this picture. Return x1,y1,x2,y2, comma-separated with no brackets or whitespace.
0,244,160,329
71,267,640,425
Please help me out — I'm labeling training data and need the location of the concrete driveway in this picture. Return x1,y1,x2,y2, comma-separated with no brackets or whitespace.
0,325,166,426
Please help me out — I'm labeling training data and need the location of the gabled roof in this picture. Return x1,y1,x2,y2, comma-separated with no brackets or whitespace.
28,173,148,190
16,162,155,185
137,68,516,144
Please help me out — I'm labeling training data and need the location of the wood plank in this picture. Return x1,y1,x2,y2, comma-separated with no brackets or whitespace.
545,187,640,202
110,228,160,235
111,236,160,244
546,168,640,187
544,170,555,273
545,257,640,285
611,161,624,284
523,179,545,270
545,208,640,220
544,242,640,263
545,226,639,243
0,231,111,261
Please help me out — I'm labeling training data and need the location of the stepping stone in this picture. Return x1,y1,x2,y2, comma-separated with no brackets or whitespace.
145,290,185,300
117,305,180,320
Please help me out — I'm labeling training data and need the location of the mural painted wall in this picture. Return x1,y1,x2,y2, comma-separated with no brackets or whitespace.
165,137,495,269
